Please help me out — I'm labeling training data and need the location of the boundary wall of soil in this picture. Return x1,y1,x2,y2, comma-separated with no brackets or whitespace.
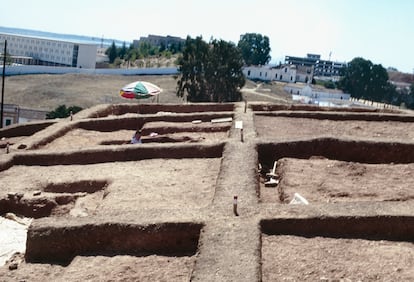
258,138,414,166
25,222,203,263
1,143,225,170
261,216,414,242
255,111,414,122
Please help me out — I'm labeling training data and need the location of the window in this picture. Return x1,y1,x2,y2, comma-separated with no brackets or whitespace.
5,118,12,126
247,70,251,76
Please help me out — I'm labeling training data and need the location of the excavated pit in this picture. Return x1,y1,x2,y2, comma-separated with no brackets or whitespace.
0,180,110,218
25,222,203,264
261,217,414,281
261,216,414,241
257,139,414,203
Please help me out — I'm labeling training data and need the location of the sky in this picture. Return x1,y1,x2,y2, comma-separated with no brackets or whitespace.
2,0,414,73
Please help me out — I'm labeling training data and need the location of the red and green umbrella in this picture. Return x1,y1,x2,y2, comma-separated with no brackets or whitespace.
120,81,162,99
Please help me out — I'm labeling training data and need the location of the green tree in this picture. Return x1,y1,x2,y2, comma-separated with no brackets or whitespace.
106,41,118,63
119,41,127,59
338,57,392,102
46,105,83,119
237,33,271,66
176,36,245,102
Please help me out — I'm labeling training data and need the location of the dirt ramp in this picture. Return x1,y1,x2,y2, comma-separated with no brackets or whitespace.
26,222,203,264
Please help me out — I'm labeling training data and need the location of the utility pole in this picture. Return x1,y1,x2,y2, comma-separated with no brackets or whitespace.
1,40,7,128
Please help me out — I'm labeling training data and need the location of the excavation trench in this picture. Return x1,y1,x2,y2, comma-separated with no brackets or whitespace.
258,138,414,167
261,216,414,242
1,180,110,218
25,222,203,264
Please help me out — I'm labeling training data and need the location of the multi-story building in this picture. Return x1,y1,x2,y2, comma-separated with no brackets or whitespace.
133,34,185,49
0,33,97,69
285,53,346,78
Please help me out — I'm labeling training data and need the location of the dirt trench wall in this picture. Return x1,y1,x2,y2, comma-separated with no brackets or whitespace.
77,113,234,132
8,143,224,168
261,216,414,242
250,103,399,113
255,111,414,122
258,138,414,166
84,103,235,118
0,120,56,138
26,222,203,263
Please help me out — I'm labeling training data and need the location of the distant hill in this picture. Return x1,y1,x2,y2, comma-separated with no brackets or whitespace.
0,26,129,47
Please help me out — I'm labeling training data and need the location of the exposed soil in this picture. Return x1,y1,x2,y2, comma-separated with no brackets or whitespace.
260,157,414,204
255,115,414,142
262,235,414,281
0,78,414,281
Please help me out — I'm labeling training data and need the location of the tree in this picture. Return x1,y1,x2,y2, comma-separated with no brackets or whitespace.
119,41,127,59
106,41,118,63
46,105,83,119
338,57,392,102
237,33,271,66
176,36,245,102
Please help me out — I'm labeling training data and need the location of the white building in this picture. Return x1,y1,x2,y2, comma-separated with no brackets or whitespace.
243,64,312,83
285,84,350,106
0,33,97,69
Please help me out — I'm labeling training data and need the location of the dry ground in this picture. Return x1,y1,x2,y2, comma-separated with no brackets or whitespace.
0,74,413,281
3,74,290,111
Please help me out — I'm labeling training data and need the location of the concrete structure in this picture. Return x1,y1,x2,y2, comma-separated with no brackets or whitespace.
243,64,312,83
285,53,346,79
0,33,97,69
133,34,185,49
284,83,350,106
1,104,48,127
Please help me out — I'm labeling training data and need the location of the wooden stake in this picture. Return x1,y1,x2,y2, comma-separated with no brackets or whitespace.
233,196,239,216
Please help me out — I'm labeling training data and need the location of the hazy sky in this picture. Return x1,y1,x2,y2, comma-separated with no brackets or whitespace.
2,0,413,73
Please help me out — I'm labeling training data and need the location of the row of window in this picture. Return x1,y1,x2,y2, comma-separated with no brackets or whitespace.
0,35,71,49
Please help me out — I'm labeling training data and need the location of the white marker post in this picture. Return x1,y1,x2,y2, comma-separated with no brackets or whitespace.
235,121,243,142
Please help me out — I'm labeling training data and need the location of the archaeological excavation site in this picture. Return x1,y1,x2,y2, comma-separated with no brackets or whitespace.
0,102,413,281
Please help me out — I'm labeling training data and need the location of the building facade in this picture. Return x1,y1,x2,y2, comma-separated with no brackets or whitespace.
0,33,97,69
133,34,185,49
285,53,346,78
243,64,312,83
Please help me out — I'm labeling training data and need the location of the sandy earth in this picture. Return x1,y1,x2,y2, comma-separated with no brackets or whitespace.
262,235,414,281
0,80,414,281
255,116,414,142
260,157,414,204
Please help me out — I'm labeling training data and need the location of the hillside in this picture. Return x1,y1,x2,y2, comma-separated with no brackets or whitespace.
3,74,291,111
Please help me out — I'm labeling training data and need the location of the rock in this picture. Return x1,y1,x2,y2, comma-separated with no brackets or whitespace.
8,262,18,270
33,190,42,196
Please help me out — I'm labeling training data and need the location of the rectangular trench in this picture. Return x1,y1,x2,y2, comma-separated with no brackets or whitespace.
261,216,414,241
26,222,203,264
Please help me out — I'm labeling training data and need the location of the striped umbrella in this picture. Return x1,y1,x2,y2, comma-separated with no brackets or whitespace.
120,81,162,99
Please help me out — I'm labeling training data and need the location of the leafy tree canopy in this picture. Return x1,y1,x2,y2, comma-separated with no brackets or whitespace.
176,36,245,102
338,57,391,102
46,105,83,119
237,33,271,66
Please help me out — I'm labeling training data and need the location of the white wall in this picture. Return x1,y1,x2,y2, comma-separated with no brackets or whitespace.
77,44,98,69
243,65,297,83
5,65,179,76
